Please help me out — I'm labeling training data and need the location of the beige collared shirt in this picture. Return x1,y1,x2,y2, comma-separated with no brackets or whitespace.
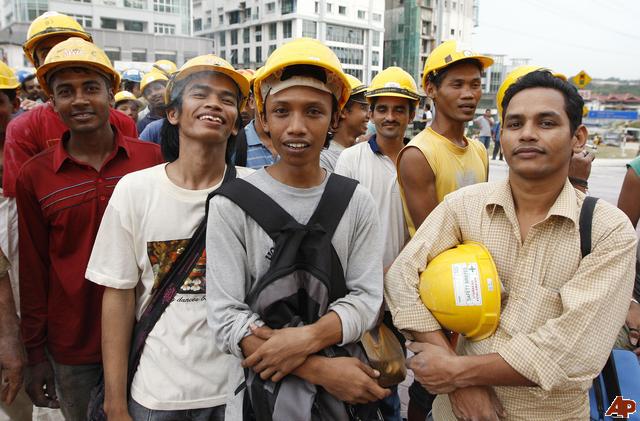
385,179,637,421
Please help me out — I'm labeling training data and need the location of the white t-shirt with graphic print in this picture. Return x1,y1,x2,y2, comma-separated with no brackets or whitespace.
86,163,253,410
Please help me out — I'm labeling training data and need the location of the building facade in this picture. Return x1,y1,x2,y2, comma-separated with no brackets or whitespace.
193,0,385,83
384,0,477,91
0,0,215,69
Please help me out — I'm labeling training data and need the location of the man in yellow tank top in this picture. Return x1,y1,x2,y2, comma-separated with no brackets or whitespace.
397,41,493,238
395,40,494,421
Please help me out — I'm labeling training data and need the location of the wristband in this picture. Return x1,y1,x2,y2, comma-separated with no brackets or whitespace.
569,176,588,189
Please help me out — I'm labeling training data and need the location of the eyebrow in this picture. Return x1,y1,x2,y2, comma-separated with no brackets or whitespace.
505,110,563,120
188,83,237,97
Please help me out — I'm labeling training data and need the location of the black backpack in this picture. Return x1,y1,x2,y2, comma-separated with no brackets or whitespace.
210,173,382,421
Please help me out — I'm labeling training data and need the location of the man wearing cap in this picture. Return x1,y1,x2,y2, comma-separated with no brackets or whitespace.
87,54,252,421
393,42,491,420
320,73,369,172
386,70,637,421
15,38,162,420
136,72,168,133
207,38,388,419
3,12,137,200
334,66,419,420
114,91,142,123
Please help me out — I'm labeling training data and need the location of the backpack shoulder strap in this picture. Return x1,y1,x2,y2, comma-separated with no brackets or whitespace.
209,178,296,240
308,173,359,237
579,196,599,258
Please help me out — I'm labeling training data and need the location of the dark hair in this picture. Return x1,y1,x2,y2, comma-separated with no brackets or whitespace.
21,73,36,89
501,70,584,134
161,71,241,163
0,89,17,103
123,80,139,93
262,64,338,148
427,58,483,88
368,96,417,115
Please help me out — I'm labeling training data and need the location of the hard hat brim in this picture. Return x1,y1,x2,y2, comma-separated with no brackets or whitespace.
23,30,93,66
365,89,420,102
422,54,494,92
37,60,120,96
174,65,250,99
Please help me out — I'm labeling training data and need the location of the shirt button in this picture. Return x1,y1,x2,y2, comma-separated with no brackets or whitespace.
97,178,103,183
99,195,106,201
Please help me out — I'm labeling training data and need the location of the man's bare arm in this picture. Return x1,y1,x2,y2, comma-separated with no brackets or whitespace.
397,147,439,230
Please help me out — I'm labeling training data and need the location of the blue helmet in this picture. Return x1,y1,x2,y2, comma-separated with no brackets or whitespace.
121,69,143,83
16,69,35,84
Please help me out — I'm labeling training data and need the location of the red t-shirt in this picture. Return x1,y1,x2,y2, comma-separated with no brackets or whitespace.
16,129,162,365
3,103,138,197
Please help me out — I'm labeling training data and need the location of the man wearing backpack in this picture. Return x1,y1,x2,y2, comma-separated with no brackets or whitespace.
206,38,389,420
86,55,251,420
385,70,637,421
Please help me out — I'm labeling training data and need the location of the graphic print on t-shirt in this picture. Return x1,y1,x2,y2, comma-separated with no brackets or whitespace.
147,239,206,295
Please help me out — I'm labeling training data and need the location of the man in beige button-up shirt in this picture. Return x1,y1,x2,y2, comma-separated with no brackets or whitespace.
385,70,638,421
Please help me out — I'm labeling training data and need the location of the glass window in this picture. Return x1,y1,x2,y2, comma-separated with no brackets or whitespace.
219,14,223,24
153,0,177,13
269,23,277,40
256,46,262,63
372,31,380,46
156,52,177,62
302,20,316,38
124,20,144,32
124,0,145,8
315,2,319,13
71,14,92,28
327,3,332,12
231,29,238,45
282,0,296,14
104,48,120,62
132,49,147,61
266,2,275,13
373,13,381,21
243,47,250,65
338,6,346,15
345,68,363,80
372,51,379,66
268,44,276,55
283,20,292,38
255,26,262,42
329,46,363,65
229,10,240,24
357,10,365,19
101,18,117,30
220,50,226,60
326,24,364,44
230,49,238,65
154,23,175,34
219,32,226,47
193,18,202,32
243,28,250,43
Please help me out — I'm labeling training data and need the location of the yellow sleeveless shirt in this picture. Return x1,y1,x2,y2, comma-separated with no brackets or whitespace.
398,127,488,236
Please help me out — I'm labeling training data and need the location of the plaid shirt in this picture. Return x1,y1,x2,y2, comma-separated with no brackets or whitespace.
385,179,637,420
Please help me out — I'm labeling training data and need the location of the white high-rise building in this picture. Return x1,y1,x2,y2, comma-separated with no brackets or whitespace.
0,0,213,69
193,0,385,83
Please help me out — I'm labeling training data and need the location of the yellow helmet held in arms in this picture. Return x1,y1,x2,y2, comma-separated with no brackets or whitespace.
496,65,568,121
23,12,93,66
36,37,120,96
419,241,501,342
253,38,351,113
422,40,493,92
0,61,20,90
365,67,420,103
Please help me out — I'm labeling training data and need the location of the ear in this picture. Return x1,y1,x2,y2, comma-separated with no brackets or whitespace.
426,81,436,100
258,110,269,134
571,125,588,153
11,96,20,113
231,115,239,137
166,106,180,125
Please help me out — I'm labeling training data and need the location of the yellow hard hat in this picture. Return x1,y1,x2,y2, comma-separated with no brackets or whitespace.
496,65,568,121
36,37,120,96
422,40,493,92
152,59,178,76
253,38,351,113
140,71,169,94
165,54,250,107
365,67,420,103
23,12,93,66
345,73,367,96
114,90,143,108
0,60,20,90
419,241,501,342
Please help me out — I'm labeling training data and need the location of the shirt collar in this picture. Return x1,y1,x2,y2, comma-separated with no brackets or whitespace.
53,125,131,173
367,134,410,155
485,178,579,226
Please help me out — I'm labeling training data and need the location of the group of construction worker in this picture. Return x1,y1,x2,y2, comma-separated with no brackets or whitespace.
0,9,638,421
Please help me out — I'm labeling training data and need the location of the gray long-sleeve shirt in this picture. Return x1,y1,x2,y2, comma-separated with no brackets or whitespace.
205,168,383,418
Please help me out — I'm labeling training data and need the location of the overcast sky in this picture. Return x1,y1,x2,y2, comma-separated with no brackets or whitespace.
472,0,639,80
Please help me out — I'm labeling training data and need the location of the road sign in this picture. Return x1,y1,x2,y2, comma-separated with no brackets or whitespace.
573,70,591,89
587,110,638,120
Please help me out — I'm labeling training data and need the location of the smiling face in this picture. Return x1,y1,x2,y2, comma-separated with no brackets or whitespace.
342,100,369,138
115,100,140,122
166,72,239,146
428,61,483,123
260,85,337,168
143,80,168,111
502,87,586,181
371,96,414,141
50,67,113,133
